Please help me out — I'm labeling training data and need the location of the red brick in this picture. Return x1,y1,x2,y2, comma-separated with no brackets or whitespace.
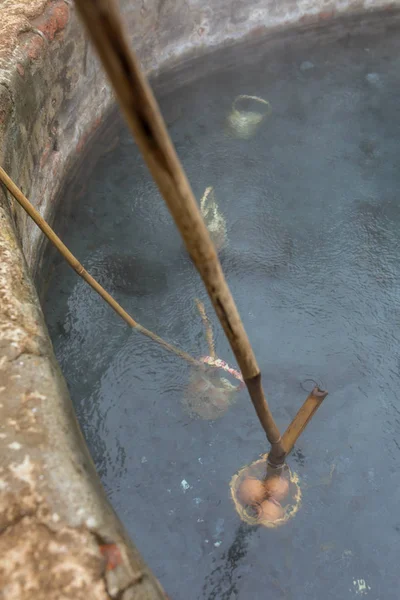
99,544,122,571
35,2,70,42
27,35,45,61
318,10,335,21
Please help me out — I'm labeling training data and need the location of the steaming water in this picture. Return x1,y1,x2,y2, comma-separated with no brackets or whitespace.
42,13,400,599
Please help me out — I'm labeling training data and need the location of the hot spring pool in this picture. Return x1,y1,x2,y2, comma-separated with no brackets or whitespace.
42,13,400,599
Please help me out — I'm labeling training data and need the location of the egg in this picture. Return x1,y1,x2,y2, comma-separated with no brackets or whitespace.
239,477,266,506
263,475,289,503
257,499,284,523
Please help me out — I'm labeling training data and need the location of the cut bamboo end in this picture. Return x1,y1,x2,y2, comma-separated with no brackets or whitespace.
281,387,328,457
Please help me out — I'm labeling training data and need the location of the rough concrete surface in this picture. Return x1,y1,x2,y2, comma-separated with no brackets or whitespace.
1,0,400,598
0,203,167,599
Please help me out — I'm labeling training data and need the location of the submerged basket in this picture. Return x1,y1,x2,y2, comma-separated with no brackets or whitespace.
183,355,244,420
227,95,272,140
200,186,227,252
230,455,301,528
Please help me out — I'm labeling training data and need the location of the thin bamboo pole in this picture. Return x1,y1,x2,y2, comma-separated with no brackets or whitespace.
195,299,216,359
74,0,285,465
0,166,199,368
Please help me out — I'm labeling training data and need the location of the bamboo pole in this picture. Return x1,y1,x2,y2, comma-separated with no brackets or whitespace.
1,165,328,464
0,166,199,368
195,299,216,359
74,0,285,465
281,387,328,456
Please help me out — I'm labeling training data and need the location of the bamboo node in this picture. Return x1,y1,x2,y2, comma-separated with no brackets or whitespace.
271,436,282,445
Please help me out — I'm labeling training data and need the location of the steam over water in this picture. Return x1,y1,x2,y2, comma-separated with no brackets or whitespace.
43,13,400,599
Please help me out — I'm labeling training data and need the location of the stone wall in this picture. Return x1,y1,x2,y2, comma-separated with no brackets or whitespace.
0,0,399,598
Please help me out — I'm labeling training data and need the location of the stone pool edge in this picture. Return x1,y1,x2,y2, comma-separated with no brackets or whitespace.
0,1,399,598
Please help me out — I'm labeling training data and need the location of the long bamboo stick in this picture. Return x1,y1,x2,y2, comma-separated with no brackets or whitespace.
0,166,199,368
73,0,285,464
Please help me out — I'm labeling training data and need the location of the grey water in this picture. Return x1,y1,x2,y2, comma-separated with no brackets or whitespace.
42,12,400,599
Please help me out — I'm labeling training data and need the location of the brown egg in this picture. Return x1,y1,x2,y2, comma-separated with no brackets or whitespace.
257,499,285,523
263,475,290,503
239,477,266,506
